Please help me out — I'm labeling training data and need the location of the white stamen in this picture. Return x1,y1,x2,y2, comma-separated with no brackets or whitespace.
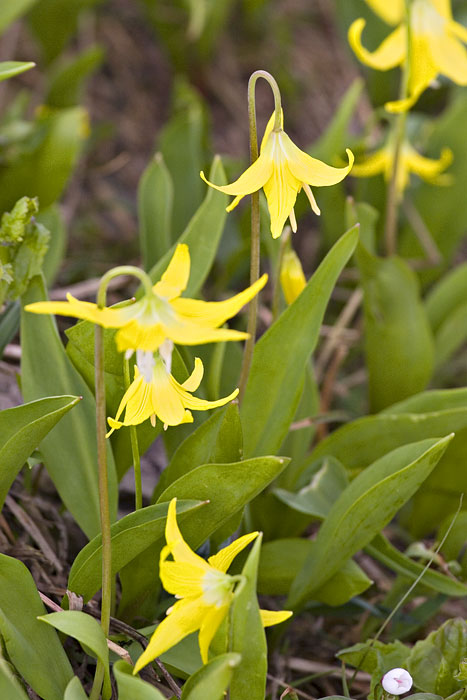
289,207,297,232
159,339,174,373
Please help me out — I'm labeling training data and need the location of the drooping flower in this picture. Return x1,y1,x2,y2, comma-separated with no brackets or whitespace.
381,668,413,695
201,113,354,239
25,244,267,354
351,139,453,196
133,498,292,673
349,0,467,112
280,249,306,305
107,342,238,434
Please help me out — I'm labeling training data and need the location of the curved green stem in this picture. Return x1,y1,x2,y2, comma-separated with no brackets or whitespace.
123,357,143,510
238,70,282,401
384,0,412,256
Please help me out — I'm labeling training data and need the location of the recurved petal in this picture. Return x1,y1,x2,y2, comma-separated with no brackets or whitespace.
25,294,130,328
164,499,210,568
153,244,191,300
165,321,249,346
260,609,293,627
406,146,453,182
133,597,206,674
348,19,406,71
198,602,230,664
284,136,354,187
171,376,239,412
106,369,148,436
364,0,404,25
171,273,268,328
263,160,301,238
430,33,467,85
208,531,259,573
181,357,204,392
200,147,273,197
351,148,389,178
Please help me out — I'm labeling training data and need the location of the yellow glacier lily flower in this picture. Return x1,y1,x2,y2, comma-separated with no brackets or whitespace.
106,343,238,433
201,113,354,239
25,244,267,354
351,139,453,195
349,0,467,112
133,498,292,673
280,249,306,305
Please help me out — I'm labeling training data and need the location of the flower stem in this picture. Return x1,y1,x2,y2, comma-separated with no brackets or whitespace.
123,357,143,510
384,0,412,256
238,70,282,401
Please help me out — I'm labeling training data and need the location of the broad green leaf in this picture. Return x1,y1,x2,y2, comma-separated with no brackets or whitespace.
64,677,88,700
366,533,467,597
181,653,241,700
46,45,104,109
0,658,29,700
39,611,110,699
68,500,203,602
147,156,228,296
0,554,73,699
138,152,173,270
21,275,118,539
338,639,409,697
0,107,87,213
39,205,67,286
278,367,319,468
274,456,349,519
288,436,453,609
425,262,467,332
408,618,467,696
241,225,359,458
0,395,79,510
345,197,379,253
152,402,242,502
229,535,267,700
356,243,434,411
159,78,205,237
258,538,372,604
113,660,165,700
432,301,467,368
0,0,38,33
0,61,35,81
0,301,19,357
156,456,289,550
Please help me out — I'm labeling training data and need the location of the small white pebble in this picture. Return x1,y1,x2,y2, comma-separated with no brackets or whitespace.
381,668,413,695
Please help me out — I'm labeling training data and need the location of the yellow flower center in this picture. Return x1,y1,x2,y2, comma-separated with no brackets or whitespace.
411,0,445,36
201,569,234,607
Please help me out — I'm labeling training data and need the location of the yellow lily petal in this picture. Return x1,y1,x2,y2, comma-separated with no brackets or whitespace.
170,375,239,412
431,0,452,20
171,273,268,328
25,294,130,328
405,145,453,182
159,555,207,599
165,320,249,346
133,597,206,674
152,361,190,426
181,357,204,392
260,609,293,627
263,150,302,239
200,141,273,197
115,320,166,354
165,498,210,568
284,137,354,187
430,33,467,85
351,149,389,178
260,110,284,151
348,19,406,71
198,602,230,664
153,244,190,300
408,34,438,99
106,369,148,436
449,18,467,43
208,531,259,573
365,0,404,25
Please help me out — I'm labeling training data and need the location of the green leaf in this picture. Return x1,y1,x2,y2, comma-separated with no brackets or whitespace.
425,262,467,332
39,611,110,699
0,554,73,699
68,500,203,602
365,533,467,597
338,639,409,697
113,660,166,700
64,677,88,700
432,301,467,368
345,197,379,253
0,61,35,81
0,395,79,510
152,402,242,502
156,456,289,550
181,653,241,700
241,225,359,458
147,156,228,296
46,45,104,109
0,301,20,357
408,618,467,696
138,152,174,270
288,435,453,609
258,538,372,604
38,205,67,287
0,0,38,33
21,275,118,539
356,244,434,411
0,658,29,700
229,535,267,700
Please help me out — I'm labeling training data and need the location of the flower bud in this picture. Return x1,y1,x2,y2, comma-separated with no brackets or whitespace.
280,249,306,305
381,668,413,695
